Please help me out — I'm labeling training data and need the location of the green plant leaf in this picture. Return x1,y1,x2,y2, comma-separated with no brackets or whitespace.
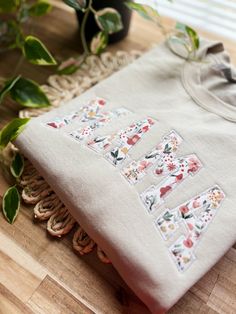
185,25,200,50
95,8,123,34
90,31,108,54
0,118,30,149
29,0,52,17
10,152,24,178
125,1,159,22
2,186,20,224
169,23,200,59
0,75,21,104
23,35,57,65
0,0,19,12
63,0,86,11
176,22,199,50
10,77,51,108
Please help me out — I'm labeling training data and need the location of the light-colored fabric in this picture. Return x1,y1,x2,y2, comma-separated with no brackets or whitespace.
15,39,236,313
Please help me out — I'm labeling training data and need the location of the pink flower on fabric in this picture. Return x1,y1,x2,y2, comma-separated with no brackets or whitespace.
98,99,105,106
142,125,149,133
147,118,154,125
188,157,201,173
183,238,193,248
167,163,176,172
175,173,183,182
193,199,200,208
187,223,193,230
155,168,163,175
138,161,149,171
179,205,189,214
127,134,140,145
160,185,172,198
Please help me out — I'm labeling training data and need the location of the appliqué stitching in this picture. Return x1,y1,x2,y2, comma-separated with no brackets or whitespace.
45,97,106,129
121,130,183,184
140,154,202,213
70,108,129,142
104,118,155,166
87,134,116,153
45,97,226,273
155,186,225,272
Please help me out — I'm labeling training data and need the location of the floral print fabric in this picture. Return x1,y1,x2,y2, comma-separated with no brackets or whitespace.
105,118,155,166
45,97,226,273
87,134,116,153
46,97,106,129
70,108,128,142
155,186,225,271
122,131,182,184
140,154,202,213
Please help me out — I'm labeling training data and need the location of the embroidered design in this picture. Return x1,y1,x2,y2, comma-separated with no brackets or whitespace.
46,97,106,129
44,95,226,273
155,186,225,272
105,118,155,166
87,134,116,153
70,108,129,142
80,98,106,123
122,130,182,184
140,154,202,213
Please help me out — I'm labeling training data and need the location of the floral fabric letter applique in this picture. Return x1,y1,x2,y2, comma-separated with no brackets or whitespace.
46,97,106,129
140,154,202,213
105,118,155,166
87,134,117,153
122,130,182,184
155,186,225,272
70,108,129,141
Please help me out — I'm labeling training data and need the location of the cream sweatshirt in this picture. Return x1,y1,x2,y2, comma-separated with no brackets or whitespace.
15,39,236,313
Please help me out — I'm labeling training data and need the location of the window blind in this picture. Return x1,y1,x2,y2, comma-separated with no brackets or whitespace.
139,0,236,41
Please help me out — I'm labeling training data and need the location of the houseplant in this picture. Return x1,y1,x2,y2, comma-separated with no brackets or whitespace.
59,0,126,74
0,0,57,224
59,0,200,75
0,0,57,108
75,0,132,44
125,1,200,60
0,0,199,224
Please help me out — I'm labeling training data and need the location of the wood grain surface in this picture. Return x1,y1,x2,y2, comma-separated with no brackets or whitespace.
0,1,235,313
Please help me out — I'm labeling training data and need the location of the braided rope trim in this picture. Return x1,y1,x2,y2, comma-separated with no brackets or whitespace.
19,50,141,263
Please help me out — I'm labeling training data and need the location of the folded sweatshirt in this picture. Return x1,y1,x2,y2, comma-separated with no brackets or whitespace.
15,39,236,313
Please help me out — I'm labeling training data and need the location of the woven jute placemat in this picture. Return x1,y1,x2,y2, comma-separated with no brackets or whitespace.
18,50,141,263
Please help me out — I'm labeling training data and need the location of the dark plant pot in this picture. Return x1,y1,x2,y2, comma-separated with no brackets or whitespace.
76,0,132,44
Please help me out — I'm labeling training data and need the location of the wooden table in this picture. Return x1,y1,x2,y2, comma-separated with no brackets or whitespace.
0,2,236,313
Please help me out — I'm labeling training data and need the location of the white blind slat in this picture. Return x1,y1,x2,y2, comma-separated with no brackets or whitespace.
137,0,236,41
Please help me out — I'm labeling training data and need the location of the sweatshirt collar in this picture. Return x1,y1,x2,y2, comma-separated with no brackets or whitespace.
180,39,236,123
